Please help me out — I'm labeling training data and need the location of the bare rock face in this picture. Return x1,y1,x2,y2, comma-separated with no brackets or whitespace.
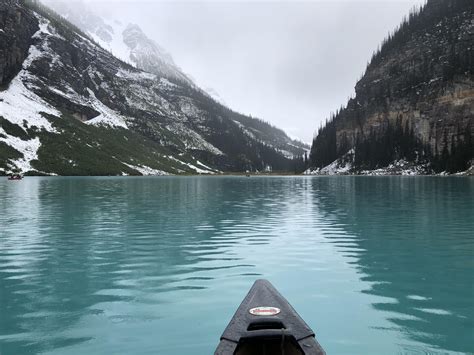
0,0,38,86
350,0,473,158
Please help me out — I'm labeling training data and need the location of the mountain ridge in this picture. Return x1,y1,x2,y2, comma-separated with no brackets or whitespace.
43,0,196,86
0,0,308,176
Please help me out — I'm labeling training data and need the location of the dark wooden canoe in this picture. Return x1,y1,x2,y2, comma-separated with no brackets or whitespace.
215,279,325,355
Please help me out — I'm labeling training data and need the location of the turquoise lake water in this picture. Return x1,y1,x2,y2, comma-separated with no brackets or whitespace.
0,176,473,354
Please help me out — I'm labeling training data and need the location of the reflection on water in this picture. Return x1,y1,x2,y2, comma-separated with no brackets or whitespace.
0,176,472,354
310,177,474,354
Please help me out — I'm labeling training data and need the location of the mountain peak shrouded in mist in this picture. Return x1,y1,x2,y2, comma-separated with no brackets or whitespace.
40,0,194,86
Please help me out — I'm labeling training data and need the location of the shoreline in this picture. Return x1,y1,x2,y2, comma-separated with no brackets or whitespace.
1,172,473,178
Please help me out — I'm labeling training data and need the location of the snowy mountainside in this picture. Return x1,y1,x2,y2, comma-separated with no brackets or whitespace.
41,0,194,86
0,0,307,175
41,0,309,158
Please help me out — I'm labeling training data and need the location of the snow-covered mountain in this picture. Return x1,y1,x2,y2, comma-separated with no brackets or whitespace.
0,0,308,176
41,0,194,86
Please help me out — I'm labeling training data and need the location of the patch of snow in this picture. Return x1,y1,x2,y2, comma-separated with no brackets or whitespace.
360,160,429,176
455,165,474,176
0,77,58,132
279,149,296,159
111,22,135,64
165,123,224,156
183,162,214,174
305,149,354,175
0,17,61,133
321,159,352,175
167,156,215,174
123,82,172,114
0,128,41,173
47,85,83,105
305,150,434,176
196,160,216,172
116,68,156,81
159,78,178,88
0,16,68,174
89,19,135,67
180,99,204,118
84,89,129,129
123,163,168,176
35,18,53,37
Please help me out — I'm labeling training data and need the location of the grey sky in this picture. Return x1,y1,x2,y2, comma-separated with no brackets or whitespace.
88,0,426,142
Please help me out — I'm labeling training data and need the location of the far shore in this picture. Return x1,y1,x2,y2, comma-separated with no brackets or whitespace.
1,171,473,178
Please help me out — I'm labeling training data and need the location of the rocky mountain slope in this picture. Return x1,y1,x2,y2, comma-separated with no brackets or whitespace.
41,0,195,87
308,0,473,175
0,0,307,176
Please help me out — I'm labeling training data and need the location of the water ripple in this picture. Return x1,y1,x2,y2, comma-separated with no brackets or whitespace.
0,176,472,354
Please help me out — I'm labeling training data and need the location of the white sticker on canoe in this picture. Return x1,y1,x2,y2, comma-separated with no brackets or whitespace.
249,307,281,316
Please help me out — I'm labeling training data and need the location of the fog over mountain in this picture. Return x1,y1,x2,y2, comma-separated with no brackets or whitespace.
45,0,426,142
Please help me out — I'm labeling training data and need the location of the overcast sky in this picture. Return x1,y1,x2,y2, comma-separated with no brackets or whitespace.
87,0,426,143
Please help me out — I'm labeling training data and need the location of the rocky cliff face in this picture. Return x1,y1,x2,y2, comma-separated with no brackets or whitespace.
0,0,38,86
309,0,473,174
0,0,307,176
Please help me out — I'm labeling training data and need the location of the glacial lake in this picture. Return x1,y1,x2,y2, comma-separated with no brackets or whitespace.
0,176,473,354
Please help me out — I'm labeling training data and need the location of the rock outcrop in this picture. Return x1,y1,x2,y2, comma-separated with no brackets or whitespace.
0,0,38,86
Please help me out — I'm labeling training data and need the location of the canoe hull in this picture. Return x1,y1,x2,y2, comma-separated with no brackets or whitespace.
215,279,325,355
